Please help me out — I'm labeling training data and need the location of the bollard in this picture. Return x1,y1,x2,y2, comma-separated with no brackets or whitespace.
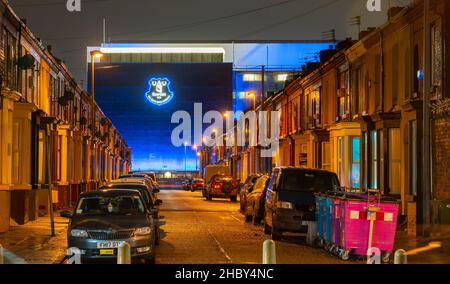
262,240,276,264
0,245,3,264
306,221,317,246
394,249,407,264
117,242,131,264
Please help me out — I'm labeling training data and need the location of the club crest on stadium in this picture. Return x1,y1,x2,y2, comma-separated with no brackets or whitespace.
145,78,174,106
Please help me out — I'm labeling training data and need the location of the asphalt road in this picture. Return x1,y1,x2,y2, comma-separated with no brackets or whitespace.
155,188,350,264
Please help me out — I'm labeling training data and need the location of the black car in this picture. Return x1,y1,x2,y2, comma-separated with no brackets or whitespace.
63,190,157,264
239,174,262,212
263,167,340,240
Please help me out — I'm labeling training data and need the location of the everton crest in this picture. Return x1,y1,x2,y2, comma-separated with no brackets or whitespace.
145,78,174,106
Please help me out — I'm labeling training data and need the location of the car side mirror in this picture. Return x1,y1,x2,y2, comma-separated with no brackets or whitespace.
155,199,163,206
60,210,73,218
153,188,160,193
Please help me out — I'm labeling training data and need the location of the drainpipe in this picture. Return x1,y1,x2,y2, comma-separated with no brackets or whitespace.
421,0,431,235
16,22,22,92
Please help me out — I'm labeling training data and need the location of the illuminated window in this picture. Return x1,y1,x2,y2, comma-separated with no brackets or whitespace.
351,137,361,190
277,74,288,82
389,128,401,195
243,74,262,82
321,142,330,171
370,131,378,190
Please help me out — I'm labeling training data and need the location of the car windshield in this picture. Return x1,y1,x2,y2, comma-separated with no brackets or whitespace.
75,195,145,216
281,171,339,192
215,176,233,182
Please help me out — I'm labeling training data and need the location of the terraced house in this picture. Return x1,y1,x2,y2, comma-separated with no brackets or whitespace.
0,1,132,233
204,0,450,236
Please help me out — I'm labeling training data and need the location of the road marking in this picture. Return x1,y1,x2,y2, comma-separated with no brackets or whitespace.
192,209,233,264
231,215,242,222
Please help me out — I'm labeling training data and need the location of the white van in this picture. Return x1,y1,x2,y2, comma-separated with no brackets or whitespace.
203,165,230,196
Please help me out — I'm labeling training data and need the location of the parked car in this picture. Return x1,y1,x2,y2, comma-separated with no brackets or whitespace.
62,189,157,264
203,165,230,196
100,182,163,245
134,172,159,188
116,177,159,197
182,179,192,190
190,178,204,192
243,175,270,224
204,174,238,202
239,174,262,212
263,167,340,240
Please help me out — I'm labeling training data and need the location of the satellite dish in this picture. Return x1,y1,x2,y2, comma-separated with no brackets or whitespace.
17,54,35,70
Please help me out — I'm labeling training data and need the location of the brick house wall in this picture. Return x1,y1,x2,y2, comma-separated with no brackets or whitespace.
432,115,450,200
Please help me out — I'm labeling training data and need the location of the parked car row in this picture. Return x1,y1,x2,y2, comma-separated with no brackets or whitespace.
239,167,341,241
182,178,205,192
61,172,163,264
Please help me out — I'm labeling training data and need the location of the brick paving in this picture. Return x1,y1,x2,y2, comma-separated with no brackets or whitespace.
0,214,69,264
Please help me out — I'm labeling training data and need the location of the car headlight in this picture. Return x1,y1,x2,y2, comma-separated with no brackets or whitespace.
135,227,152,236
71,229,89,238
277,201,294,209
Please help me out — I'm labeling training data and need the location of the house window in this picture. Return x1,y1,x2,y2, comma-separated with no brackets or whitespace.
351,137,361,190
337,137,345,187
375,54,382,111
321,142,330,171
57,135,62,181
337,66,350,119
370,131,378,190
388,128,401,195
392,44,399,106
431,22,443,99
12,121,22,184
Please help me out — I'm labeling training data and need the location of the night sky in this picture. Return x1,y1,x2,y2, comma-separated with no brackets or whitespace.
9,0,411,171
9,0,411,83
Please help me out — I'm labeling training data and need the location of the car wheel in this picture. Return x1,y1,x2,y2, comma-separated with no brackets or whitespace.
230,196,237,202
154,226,160,246
245,212,253,223
263,216,271,235
240,198,245,211
253,209,262,225
271,227,282,241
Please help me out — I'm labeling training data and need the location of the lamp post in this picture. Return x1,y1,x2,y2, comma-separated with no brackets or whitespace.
90,50,103,187
184,142,188,177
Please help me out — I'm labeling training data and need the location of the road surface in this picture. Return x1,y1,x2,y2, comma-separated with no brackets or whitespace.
156,188,349,264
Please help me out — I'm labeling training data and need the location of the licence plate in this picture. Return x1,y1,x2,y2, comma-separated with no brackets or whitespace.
99,249,115,256
97,241,122,249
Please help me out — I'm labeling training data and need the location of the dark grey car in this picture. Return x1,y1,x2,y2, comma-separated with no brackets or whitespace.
264,167,340,240
63,190,157,264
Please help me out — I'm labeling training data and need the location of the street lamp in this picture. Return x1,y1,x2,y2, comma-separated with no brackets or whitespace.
90,50,103,185
247,92,256,111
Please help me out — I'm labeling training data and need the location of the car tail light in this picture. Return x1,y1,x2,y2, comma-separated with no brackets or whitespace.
213,183,222,189
276,201,294,209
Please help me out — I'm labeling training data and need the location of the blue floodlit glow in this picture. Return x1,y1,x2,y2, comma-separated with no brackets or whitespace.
145,77,175,106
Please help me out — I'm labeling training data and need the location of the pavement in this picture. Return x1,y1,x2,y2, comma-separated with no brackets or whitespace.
0,214,69,264
0,188,449,264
